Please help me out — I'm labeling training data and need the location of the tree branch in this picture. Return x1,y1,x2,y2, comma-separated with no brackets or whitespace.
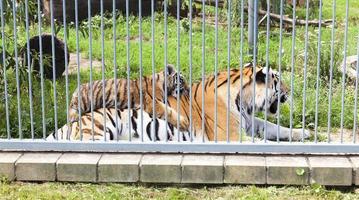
255,8,333,27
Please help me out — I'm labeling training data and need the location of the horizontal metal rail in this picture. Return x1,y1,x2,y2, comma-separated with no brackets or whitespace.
1,139,359,154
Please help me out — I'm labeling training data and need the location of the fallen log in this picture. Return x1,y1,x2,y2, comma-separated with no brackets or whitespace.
193,0,224,6
192,1,333,28
255,8,333,27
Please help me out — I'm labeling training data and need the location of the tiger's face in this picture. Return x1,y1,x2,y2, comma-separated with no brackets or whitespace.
171,72,189,97
239,65,289,115
268,71,288,114
254,66,289,115
162,64,189,98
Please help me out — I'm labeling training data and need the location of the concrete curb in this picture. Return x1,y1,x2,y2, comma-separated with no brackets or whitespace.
0,152,356,186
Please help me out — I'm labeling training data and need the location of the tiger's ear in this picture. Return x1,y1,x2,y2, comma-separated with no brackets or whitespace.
166,64,176,75
244,62,253,68
255,68,267,84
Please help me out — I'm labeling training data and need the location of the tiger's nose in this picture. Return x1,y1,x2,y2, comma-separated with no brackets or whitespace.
280,95,288,103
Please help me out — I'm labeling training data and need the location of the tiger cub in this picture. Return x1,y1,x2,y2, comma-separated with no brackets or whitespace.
68,64,189,131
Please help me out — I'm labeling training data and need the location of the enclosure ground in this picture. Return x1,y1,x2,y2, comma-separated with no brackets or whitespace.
1,182,359,200
1,152,359,186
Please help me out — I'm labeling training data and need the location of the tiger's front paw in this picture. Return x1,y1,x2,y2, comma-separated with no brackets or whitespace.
178,117,190,132
291,128,311,141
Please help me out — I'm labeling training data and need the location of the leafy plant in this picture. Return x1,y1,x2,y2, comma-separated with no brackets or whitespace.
306,38,343,82
1,0,38,27
295,168,305,176
310,183,326,195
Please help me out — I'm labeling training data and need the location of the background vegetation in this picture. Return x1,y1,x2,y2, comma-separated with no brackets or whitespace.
0,0,358,140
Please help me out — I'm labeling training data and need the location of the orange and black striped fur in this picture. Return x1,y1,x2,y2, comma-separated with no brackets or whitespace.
68,65,189,131
165,63,303,141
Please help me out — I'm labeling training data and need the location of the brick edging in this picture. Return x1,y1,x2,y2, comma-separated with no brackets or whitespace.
0,152,358,186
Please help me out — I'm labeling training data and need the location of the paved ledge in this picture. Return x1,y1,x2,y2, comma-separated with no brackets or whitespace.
98,154,142,183
141,154,182,183
350,157,359,185
0,153,22,181
182,155,224,184
224,155,266,184
266,156,309,185
0,152,358,186
16,153,61,181
57,153,102,182
308,156,353,186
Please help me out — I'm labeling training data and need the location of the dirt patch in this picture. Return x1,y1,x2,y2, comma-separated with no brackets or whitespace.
64,53,103,75
313,128,359,143
325,128,359,143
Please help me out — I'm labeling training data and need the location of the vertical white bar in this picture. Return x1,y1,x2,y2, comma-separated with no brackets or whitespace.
327,0,337,143
75,0,83,140
87,0,95,140
139,0,144,142
0,0,10,138
239,0,244,143
214,0,218,143
264,0,271,143
340,0,350,143
251,0,258,143
126,0,131,142
100,0,107,141
50,0,59,140
164,0,169,142
226,0,231,143
276,0,284,142
301,0,310,142
62,0,70,140
37,0,46,139
248,0,254,54
25,0,35,139
189,0,193,142
113,0,118,141
176,0,181,142
314,0,323,143
289,0,297,142
201,0,206,143
353,33,359,144
12,0,22,139
151,0,156,142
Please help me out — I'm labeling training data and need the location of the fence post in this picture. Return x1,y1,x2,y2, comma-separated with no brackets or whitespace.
248,0,258,55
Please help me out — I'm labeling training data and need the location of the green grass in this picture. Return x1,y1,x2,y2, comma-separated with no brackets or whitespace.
1,182,359,200
0,0,359,138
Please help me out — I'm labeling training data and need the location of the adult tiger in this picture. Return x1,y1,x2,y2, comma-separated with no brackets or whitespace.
165,62,310,141
68,64,189,131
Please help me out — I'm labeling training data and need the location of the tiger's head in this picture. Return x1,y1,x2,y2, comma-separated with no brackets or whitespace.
238,63,289,116
161,64,189,98
171,72,189,97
